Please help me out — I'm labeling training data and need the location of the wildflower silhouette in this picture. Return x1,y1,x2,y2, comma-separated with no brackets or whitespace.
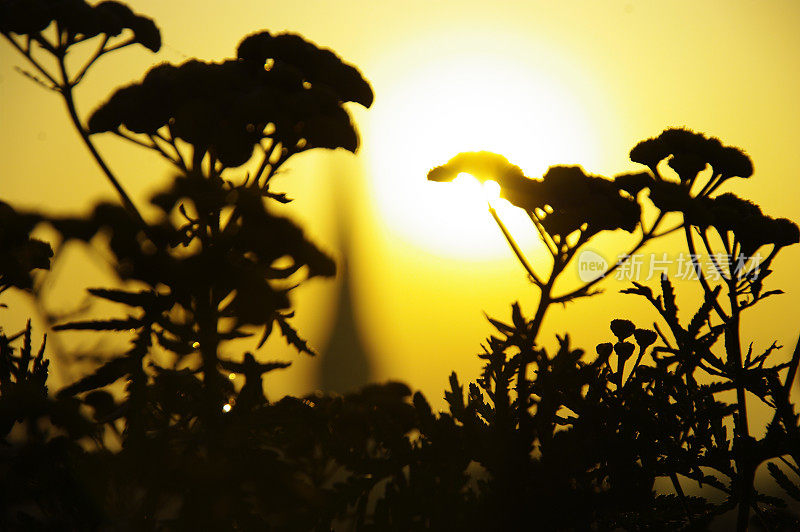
428,151,676,344
2,0,800,529
422,130,800,530
1,0,160,224
0,2,397,528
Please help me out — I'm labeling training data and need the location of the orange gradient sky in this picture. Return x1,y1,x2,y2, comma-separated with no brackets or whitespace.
2,0,799,409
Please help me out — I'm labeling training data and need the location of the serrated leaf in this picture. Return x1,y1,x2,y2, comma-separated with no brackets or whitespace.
753,486,790,507
57,356,133,396
661,274,678,318
688,285,720,338
87,288,168,310
620,281,653,300
276,313,315,356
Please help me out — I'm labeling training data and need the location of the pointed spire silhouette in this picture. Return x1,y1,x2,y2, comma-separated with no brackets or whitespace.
317,172,373,393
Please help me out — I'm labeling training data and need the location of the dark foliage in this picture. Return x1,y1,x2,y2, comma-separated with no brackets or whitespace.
429,153,641,238
0,0,160,52
2,2,799,530
0,201,52,294
88,37,368,167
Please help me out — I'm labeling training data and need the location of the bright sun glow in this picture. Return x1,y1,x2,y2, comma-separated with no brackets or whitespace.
366,35,600,259
482,179,502,202
451,173,502,204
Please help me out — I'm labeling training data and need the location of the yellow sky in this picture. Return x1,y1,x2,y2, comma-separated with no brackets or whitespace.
2,0,799,407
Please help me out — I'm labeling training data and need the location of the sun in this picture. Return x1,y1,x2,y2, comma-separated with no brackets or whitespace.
364,34,601,260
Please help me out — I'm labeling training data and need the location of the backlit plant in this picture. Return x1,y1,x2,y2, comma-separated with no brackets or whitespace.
1,1,799,529
420,130,800,530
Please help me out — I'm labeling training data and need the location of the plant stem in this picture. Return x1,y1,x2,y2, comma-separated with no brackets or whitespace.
55,57,146,226
1,33,59,87
684,225,729,320
527,210,558,256
669,472,695,525
550,213,668,304
529,289,551,346
529,254,561,344
724,260,753,531
783,334,800,394
489,204,543,287
70,34,108,85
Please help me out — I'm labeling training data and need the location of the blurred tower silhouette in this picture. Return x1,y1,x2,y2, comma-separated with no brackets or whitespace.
317,173,373,393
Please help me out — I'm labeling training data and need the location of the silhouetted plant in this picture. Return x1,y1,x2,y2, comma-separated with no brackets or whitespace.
622,128,799,530
0,1,399,529
415,129,800,530
3,1,800,529
1,0,160,224
428,150,677,344
0,202,103,528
